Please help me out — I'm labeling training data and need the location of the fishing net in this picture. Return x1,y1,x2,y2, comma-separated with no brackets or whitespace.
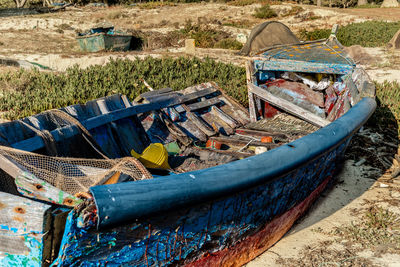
0,145,152,196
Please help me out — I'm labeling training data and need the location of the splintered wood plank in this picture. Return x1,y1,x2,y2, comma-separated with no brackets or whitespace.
182,104,216,137
246,61,258,122
201,112,234,136
15,173,82,206
192,146,252,158
0,191,51,267
235,128,289,140
210,106,238,129
248,83,330,127
209,136,280,149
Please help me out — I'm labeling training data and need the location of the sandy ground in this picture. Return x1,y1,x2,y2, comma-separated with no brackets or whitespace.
1,3,399,80
1,3,400,266
248,160,400,267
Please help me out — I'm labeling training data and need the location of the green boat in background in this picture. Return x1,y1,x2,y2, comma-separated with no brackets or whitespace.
76,24,132,52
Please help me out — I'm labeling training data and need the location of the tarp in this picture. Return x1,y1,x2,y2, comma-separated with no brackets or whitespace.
239,21,300,56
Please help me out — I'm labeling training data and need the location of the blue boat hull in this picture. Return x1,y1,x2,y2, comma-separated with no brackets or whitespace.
53,97,376,266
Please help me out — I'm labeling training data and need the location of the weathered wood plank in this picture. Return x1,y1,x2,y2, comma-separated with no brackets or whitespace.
180,87,219,103
15,173,82,206
140,87,173,98
246,61,258,122
210,106,238,129
248,83,330,127
98,97,148,155
210,136,280,149
201,112,234,135
193,146,252,158
159,113,192,146
0,191,51,267
252,58,353,74
235,128,289,140
182,104,216,137
0,192,50,234
185,98,220,112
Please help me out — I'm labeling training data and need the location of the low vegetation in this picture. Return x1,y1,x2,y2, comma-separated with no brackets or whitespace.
253,4,277,19
214,38,243,50
178,20,231,48
137,1,177,9
372,81,400,134
332,207,400,253
222,19,253,29
227,0,259,6
0,57,247,120
299,21,400,47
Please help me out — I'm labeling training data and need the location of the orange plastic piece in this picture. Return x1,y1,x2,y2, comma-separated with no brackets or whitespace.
261,136,273,143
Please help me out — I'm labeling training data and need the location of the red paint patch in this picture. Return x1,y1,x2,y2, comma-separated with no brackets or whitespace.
186,176,332,267
263,102,279,118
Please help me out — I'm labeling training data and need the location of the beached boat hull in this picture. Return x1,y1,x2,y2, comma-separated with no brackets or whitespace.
76,33,132,52
52,97,375,266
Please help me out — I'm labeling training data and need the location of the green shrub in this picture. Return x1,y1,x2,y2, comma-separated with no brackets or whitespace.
299,21,400,47
253,4,277,19
353,3,380,8
179,20,230,48
0,57,247,120
222,19,253,29
214,38,243,50
228,0,258,6
298,28,330,41
371,81,400,135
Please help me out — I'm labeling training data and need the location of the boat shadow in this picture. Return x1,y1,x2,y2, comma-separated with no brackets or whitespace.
289,104,398,232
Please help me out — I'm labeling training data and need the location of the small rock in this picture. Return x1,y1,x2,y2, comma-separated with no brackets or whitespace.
379,183,389,188
381,0,399,7
236,33,247,44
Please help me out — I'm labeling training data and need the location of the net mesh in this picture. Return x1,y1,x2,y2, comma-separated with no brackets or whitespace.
0,145,152,195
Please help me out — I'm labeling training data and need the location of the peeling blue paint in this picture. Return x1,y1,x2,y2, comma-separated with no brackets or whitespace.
0,234,43,267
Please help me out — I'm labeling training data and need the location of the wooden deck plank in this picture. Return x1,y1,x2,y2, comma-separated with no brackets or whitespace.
246,61,258,122
248,83,330,127
0,191,51,267
185,98,221,112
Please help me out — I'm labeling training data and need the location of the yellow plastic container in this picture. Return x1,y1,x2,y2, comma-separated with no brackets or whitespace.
131,143,171,169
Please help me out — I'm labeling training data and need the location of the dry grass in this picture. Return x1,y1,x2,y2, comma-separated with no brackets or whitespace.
0,29,77,54
137,1,177,9
331,207,400,254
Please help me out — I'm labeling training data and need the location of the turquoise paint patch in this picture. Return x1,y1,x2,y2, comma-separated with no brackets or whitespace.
0,234,42,267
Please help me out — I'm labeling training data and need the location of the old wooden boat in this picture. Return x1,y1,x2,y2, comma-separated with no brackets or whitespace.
76,26,132,52
0,31,376,266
